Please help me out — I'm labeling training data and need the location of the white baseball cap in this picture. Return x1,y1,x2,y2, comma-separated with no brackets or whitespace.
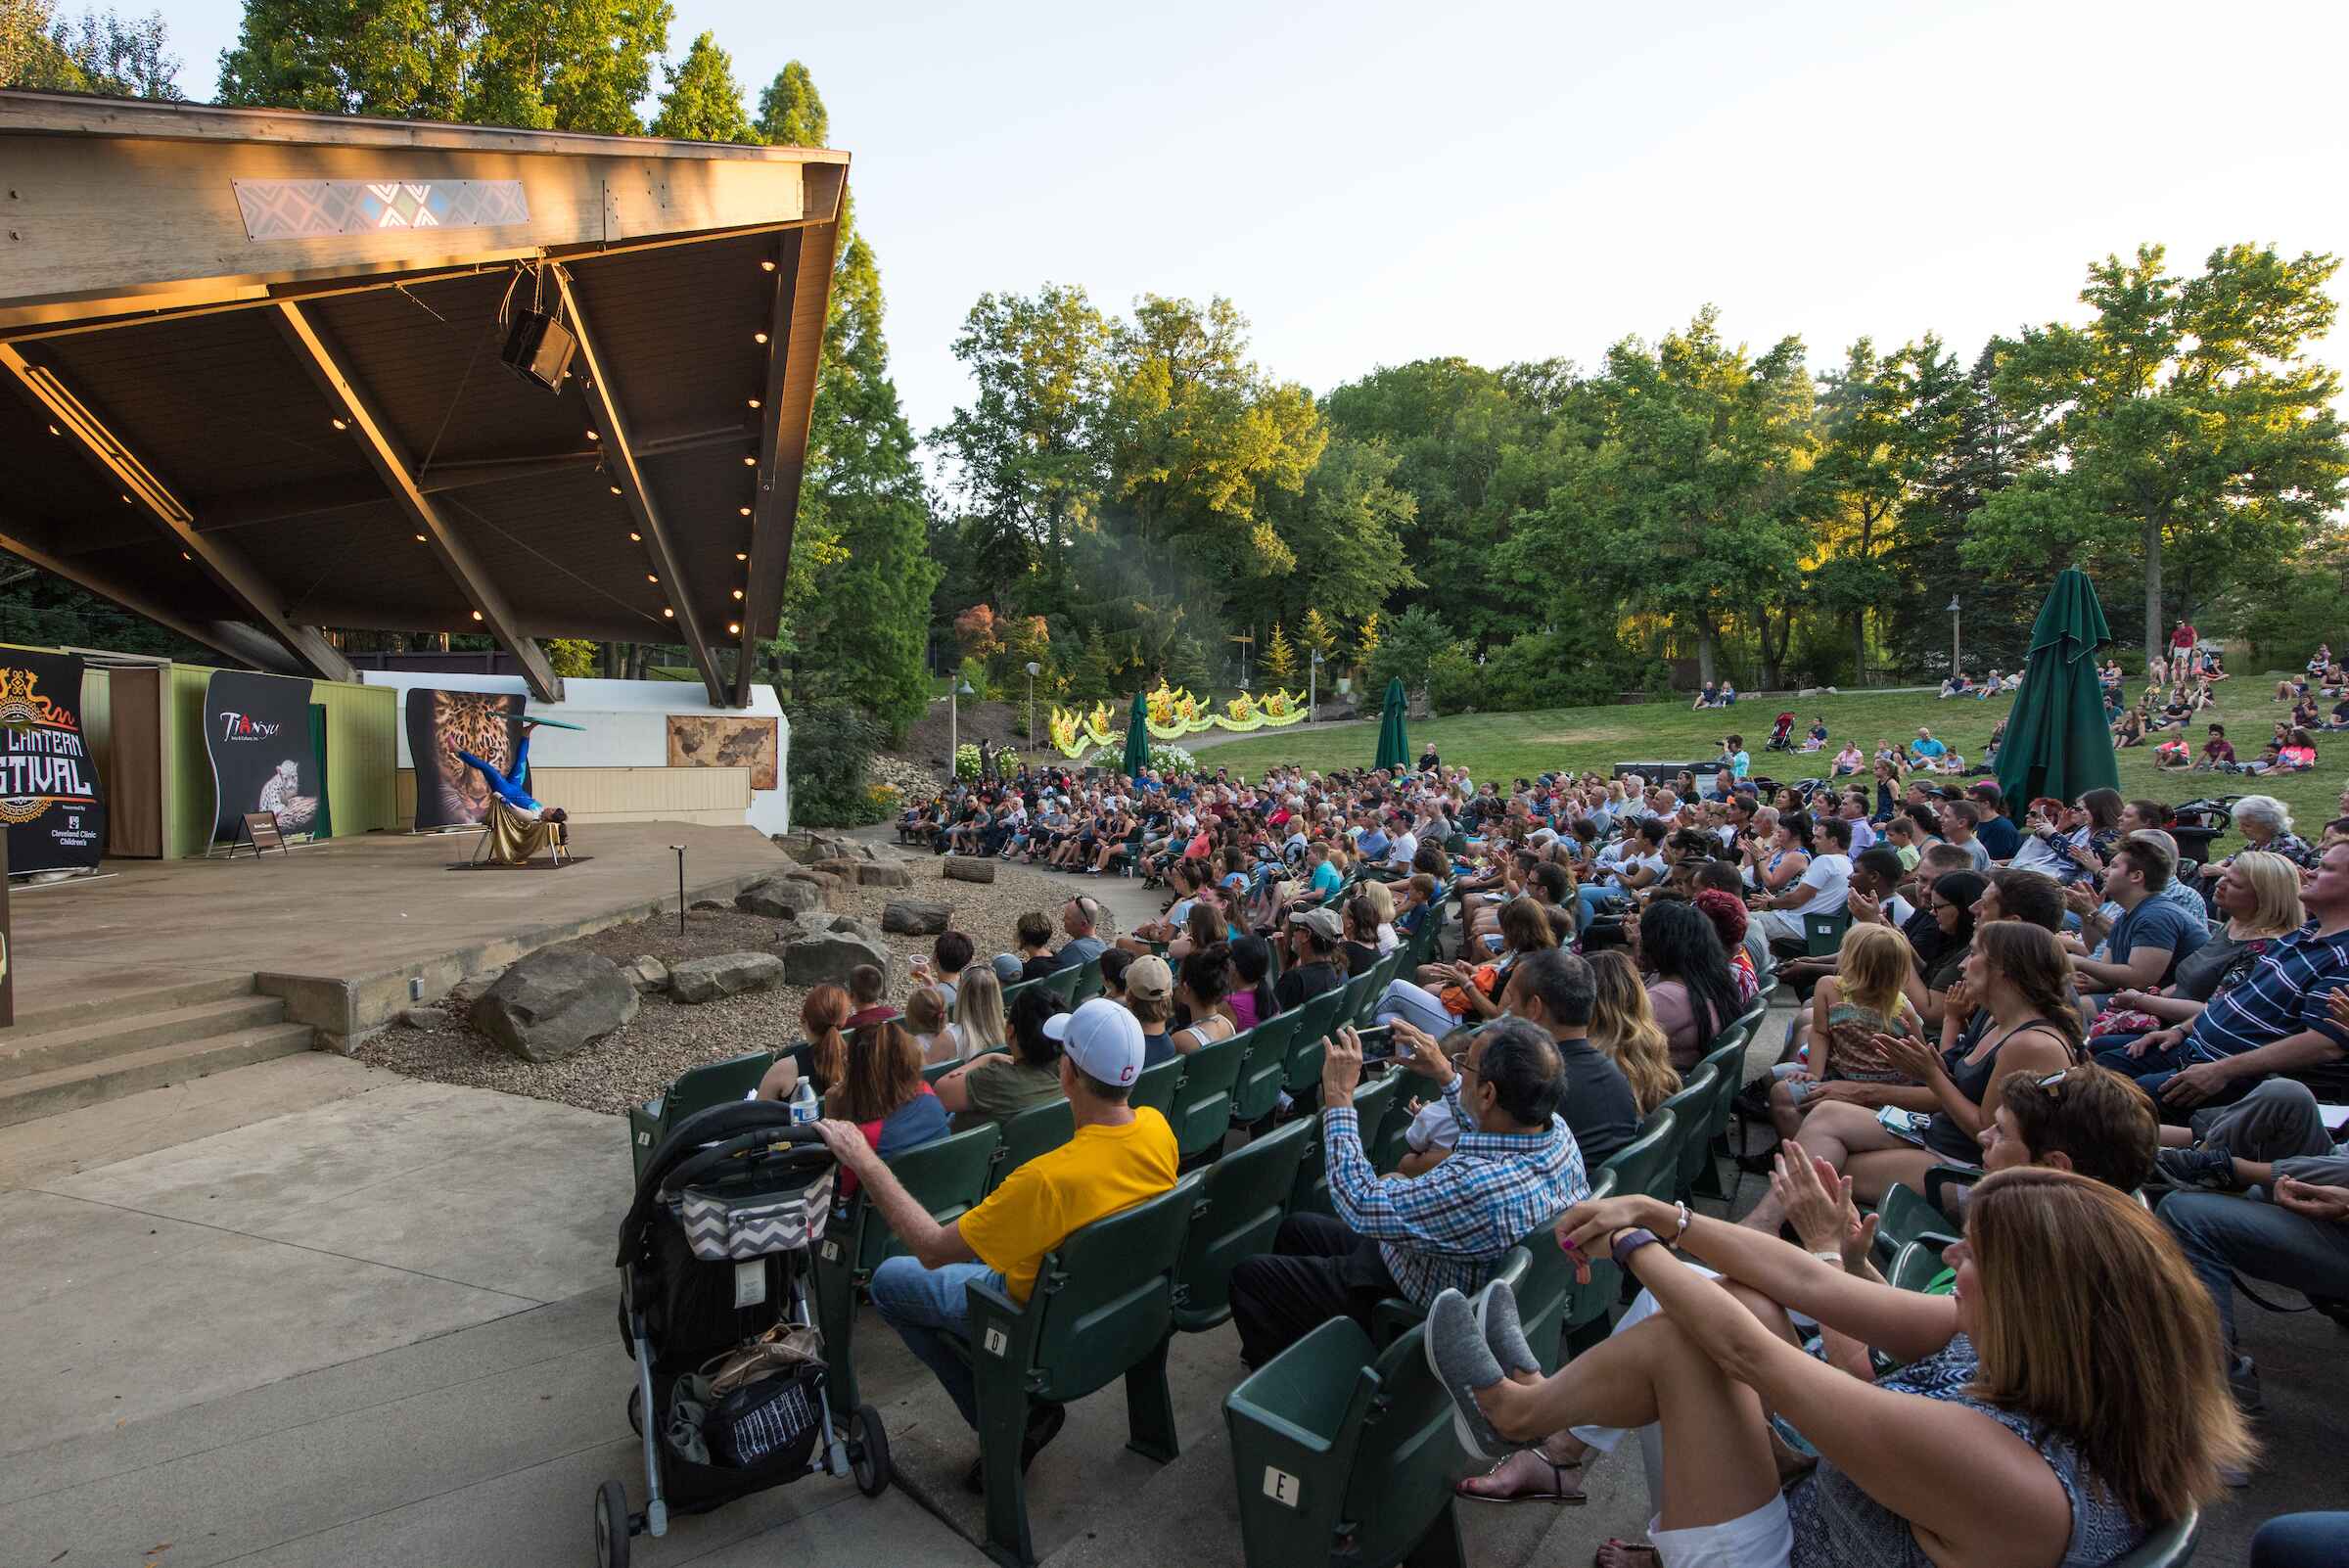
1043,997,1146,1087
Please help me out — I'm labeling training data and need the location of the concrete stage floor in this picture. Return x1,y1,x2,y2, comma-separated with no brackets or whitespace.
9,822,794,1039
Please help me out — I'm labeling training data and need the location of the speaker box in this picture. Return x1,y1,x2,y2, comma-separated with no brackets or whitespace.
501,309,576,392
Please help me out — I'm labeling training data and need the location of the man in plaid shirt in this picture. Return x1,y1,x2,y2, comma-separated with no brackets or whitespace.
1229,1018,1589,1368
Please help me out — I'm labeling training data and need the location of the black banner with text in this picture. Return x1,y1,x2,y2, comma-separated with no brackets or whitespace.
0,649,104,874
205,670,320,843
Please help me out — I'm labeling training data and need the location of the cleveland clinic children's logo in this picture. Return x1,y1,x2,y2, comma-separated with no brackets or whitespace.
217,711,283,741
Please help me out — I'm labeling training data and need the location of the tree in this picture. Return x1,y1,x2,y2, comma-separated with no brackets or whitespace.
1807,337,1923,684
1,0,48,85
930,285,1115,608
1353,611,1381,676
1366,605,1454,699
1970,244,2349,666
1242,436,1418,630
1298,607,1337,666
8,6,181,95
649,30,757,144
542,637,597,677
220,0,666,128
757,62,940,734
1261,622,1297,683
1104,295,1327,578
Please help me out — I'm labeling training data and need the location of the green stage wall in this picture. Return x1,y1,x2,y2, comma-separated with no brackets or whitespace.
162,663,397,858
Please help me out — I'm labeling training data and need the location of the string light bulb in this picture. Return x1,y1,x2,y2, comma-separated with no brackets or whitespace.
662,607,674,619
331,417,348,431
732,588,744,600
629,531,641,541
760,259,776,273
585,429,599,441
471,610,484,622
728,622,742,635
415,532,427,542
754,331,768,345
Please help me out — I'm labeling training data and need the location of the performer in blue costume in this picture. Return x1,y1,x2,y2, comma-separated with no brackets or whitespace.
458,720,567,822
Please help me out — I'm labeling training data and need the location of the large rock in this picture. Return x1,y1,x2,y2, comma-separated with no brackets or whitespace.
817,913,886,945
774,830,855,866
668,950,788,1005
782,931,892,989
472,947,639,1063
813,856,864,882
445,967,506,1008
736,874,827,920
882,899,953,936
784,868,845,898
400,1005,451,1031
855,861,912,888
625,955,670,993
944,855,997,885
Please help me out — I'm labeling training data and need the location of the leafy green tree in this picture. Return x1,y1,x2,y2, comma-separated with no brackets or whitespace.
649,30,757,143
542,637,597,677
8,5,182,95
1105,295,1326,577
1298,607,1337,665
1353,611,1380,676
754,62,941,734
1245,436,1418,629
930,285,1115,608
1969,244,2349,667
218,0,665,131
1807,337,1927,684
1366,604,1455,699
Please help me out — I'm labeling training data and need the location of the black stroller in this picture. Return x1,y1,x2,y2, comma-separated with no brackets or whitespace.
597,1101,890,1566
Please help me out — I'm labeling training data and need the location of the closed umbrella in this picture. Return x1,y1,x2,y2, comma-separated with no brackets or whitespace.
1121,689,1151,782
1374,676,1410,772
1995,569,2120,808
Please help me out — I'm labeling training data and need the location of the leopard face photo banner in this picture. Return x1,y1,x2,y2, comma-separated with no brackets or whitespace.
407,688,528,830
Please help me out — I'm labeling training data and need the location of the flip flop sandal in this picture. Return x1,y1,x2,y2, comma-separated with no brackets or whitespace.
1453,1453,1588,1505
1593,1541,1662,1568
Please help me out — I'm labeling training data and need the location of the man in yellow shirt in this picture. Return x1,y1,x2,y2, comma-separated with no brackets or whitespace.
814,996,1176,1489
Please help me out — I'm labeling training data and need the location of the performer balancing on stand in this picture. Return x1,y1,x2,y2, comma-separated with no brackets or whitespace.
459,720,569,825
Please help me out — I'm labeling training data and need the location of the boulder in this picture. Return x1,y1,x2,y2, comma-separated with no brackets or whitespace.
735,875,827,920
690,899,730,911
668,950,789,1005
785,868,845,898
813,856,864,882
399,1005,451,1031
855,861,912,889
472,948,639,1064
944,855,997,885
774,830,856,866
819,913,886,945
445,968,506,1008
882,899,953,936
624,955,670,993
782,931,892,990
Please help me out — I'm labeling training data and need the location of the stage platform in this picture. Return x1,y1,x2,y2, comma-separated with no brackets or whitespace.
9,822,791,1043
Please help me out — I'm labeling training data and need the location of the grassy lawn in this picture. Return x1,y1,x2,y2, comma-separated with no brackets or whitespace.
1201,684,2345,859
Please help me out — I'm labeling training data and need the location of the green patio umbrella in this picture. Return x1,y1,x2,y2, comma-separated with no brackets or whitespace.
1121,689,1151,780
1373,676,1410,772
1995,568,2120,809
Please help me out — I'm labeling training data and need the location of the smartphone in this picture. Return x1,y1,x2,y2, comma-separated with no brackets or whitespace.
1356,1024,1397,1062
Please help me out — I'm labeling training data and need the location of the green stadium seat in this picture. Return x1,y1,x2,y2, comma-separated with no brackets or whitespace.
810,1123,1000,1411
1229,1017,1296,1128
1656,1063,1721,1205
1169,1033,1248,1164
1070,955,1105,1005
1871,1181,1948,1266
1803,910,1852,957
963,1173,1203,1565
1606,1105,1681,1204
627,1049,774,1179
1887,1235,1956,1294
1129,1053,1184,1121
1691,1034,1754,1202
1288,1070,1402,1221
984,1096,1076,1196
1172,1117,1313,1332
1281,989,1351,1100
1038,965,1083,1006
1224,1315,1475,1568
2109,1511,2198,1568
1558,1167,1622,1358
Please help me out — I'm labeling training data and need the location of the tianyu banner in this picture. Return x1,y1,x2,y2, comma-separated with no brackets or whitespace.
406,687,528,830
0,650,104,874
206,670,320,843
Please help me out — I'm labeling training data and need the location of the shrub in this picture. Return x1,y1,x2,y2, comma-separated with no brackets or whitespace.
954,742,982,780
1084,740,1198,775
1425,646,1481,715
1479,625,1655,711
789,700,888,827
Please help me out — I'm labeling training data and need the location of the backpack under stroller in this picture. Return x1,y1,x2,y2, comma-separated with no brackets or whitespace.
596,1100,889,1567
1762,713,1797,751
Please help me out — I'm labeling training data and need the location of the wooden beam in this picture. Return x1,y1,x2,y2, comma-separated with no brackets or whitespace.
737,219,834,706
550,262,725,707
0,342,359,683
0,513,302,672
271,300,564,702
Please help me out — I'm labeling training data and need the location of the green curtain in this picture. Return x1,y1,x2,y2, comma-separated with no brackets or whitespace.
1995,569,2119,808
306,703,334,840
1374,677,1409,771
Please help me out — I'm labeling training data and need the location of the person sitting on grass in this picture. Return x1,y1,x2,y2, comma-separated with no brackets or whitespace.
2192,722,2235,770
2113,704,2148,747
1426,1166,2246,1565
1906,726,1948,768
820,997,1172,1492
1830,740,1864,776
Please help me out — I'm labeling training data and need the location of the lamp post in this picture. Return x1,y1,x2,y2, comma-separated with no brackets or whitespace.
1947,596,1961,678
949,675,974,780
1309,648,1322,723
1025,662,1040,758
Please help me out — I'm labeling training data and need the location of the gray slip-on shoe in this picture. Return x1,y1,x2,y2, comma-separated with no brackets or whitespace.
1479,1278,1542,1379
1425,1288,1525,1460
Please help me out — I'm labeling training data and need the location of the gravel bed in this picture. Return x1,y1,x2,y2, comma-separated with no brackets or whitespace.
353,848,1113,1116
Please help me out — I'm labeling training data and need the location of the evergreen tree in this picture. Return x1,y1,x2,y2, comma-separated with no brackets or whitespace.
1298,607,1337,664
756,62,941,734
649,30,757,144
1882,344,2036,674
1261,622,1297,683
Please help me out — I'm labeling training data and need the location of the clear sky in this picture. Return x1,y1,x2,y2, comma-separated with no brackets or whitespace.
161,0,2349,457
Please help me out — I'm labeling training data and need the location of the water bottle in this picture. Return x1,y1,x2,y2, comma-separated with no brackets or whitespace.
789,1079,818,1126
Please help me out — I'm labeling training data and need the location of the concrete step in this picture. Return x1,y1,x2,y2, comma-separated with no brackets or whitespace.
0,995,291,1082
6,974,259,1038
0,1023,315,1130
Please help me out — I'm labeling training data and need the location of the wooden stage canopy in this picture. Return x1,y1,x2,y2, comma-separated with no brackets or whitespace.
0,90,850,707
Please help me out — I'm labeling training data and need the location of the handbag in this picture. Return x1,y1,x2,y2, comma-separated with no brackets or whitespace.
701,1323,825,1395
705,1360,826,1469
679,1169,835,1262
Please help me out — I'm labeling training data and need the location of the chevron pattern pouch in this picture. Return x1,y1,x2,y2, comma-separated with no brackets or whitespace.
679,1172,835,1262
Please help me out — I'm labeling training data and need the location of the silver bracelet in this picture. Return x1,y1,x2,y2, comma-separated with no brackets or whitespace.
1672,1200,1692,1240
